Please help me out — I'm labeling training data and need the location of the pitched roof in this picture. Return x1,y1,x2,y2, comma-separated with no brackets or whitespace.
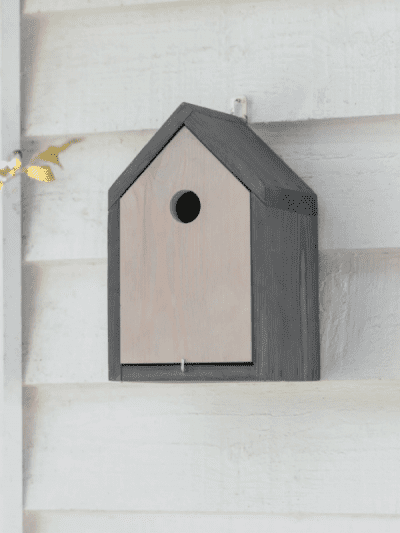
109,102,317,216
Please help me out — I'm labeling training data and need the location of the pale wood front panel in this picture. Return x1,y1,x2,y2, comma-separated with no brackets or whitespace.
120,126,251,364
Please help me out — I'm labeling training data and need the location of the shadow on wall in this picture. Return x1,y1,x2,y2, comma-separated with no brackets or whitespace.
21,15,49,137
22,385,40,510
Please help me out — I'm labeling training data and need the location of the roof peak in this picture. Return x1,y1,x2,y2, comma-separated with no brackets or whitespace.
109,101,317,217
179,102,246,125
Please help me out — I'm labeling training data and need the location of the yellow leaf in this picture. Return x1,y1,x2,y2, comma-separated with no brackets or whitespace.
8,158,22,176
23,165,55,182
34,139,81,167
0,167,11,177
0,157,22,177
0,182,3,191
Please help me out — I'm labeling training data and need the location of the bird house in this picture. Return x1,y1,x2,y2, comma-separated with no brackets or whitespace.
108,102,320,382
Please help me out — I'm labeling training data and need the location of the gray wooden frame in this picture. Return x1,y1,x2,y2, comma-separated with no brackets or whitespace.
108,102,320,382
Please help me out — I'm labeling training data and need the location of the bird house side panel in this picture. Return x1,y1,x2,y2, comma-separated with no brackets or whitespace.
120,126,252,365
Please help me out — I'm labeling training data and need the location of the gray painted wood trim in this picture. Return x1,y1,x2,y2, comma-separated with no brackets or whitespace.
184,110,316,195
108,102,317,216
252,196,289,380
299,208,321,380
251,195,320,381
108,200,121,381
175,102,246,125
121,363,257,382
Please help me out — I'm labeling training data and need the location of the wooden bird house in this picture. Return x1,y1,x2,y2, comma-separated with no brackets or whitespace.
108,102,320,382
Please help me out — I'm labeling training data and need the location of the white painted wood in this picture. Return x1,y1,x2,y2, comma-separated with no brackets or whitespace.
21,0,400,136
23,381,400,512
22,248,400,384
21,131,154,262
23,510,400,533
319,249,400,379
19,0,400,526
23,260,108,384
23,190,107,262
23,0,199,13
0,1,22,532
0,185,23,531
22,114,400,263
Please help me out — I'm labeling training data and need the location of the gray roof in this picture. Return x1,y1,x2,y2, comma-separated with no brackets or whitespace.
109,102,317,216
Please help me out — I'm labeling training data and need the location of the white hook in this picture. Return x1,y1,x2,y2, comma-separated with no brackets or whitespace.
181,358,185,372
230,95,248,123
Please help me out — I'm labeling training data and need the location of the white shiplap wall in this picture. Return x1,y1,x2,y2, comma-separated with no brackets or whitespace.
23,382,400,514
21,0,400,531
21,0,400,135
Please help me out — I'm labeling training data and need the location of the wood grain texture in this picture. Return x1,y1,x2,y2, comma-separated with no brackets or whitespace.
22,259,108,384
21,0,400,136
319,248,400,379
23,381,400,512
120,126,252,364
299,208,320,379
121,361,257,381
23,511,400,533
108,202,121,380
250,197,319,381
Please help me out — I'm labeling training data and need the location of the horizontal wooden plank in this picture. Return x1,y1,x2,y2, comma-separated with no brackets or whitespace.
23,0,196,14
21,0,400,136
23,190,107,261
319,248,400,379
22,248,400,384
21,114,400,262
23,511,400,533
23,381,400,512
22,260,108,384
23,0,277,15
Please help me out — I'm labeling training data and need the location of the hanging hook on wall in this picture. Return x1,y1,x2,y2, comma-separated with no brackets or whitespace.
230,95,248,123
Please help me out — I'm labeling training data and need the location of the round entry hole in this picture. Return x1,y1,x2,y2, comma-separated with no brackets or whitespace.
170,190,201,223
